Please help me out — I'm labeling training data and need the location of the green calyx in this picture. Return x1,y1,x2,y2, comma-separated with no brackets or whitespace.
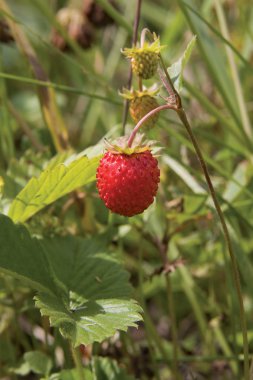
122,36,164,59
119,87,160,100
104,134,154,155
122,36,164,79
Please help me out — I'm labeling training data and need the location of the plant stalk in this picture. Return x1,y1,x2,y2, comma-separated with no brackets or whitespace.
71,345,85,380
127,104,176,147
122,0,142,133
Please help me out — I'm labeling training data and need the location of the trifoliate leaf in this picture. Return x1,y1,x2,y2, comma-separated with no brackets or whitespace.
167,35,196,93
8,155,101,223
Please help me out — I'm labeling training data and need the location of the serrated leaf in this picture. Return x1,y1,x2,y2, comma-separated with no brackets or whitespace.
0,215,142,346
8,155,101,223
167,35,196,92
36,237,142,346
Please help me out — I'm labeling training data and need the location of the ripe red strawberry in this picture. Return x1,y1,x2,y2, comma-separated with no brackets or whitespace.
96,146,160,217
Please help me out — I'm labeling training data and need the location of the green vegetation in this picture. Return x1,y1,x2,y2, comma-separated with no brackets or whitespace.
0,0,252,379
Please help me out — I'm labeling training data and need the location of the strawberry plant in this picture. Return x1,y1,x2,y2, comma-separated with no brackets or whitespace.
0,1,252,379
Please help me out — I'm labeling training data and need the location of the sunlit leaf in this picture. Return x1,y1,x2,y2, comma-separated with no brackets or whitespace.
8,155,101,223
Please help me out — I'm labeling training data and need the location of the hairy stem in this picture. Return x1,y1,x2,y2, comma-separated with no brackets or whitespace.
127,104,176,147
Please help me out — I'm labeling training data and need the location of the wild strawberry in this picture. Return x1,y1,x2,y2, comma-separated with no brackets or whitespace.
122,37,163,79
96,136,160,217
121,88,159,129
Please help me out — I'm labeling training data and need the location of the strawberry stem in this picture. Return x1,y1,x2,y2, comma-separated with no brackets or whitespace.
140,27,149,47
122,0,142,134
127,104,175,147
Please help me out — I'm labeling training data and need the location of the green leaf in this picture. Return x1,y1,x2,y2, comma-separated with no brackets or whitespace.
8,155,101,223
181,2,252,71
162,155,205,194
223,161,250,202
0,215,56,293
167,35,196,92
92,356,136,380
36,236,142,346
48,369,93,380
0,215,142,346
227,223,253,295
184,194,208,214
13,351,53,376
177,0,243,131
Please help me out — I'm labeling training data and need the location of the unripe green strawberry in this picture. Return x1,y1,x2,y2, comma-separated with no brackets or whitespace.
131,51,158,79
121,88,159,129
130,95,159,129
96,136,160,217
122,37,163,80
